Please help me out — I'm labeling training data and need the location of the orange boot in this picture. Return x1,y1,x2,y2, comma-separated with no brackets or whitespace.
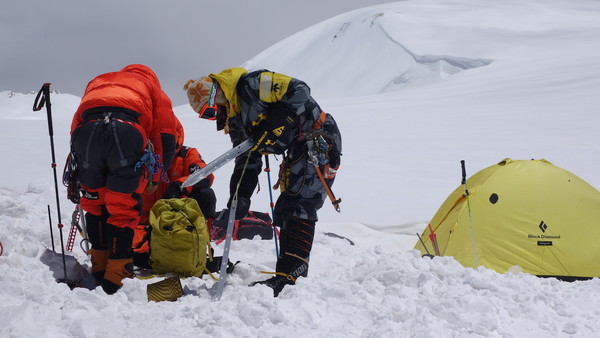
88,249,109,285
102,258,134,295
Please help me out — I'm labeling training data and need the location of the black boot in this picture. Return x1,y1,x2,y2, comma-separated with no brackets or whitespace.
250,253,310,297
251,218,315,297
85,212,109,285
251,274,294,297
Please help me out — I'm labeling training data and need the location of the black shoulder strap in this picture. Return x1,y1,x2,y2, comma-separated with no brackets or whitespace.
176,146,190,158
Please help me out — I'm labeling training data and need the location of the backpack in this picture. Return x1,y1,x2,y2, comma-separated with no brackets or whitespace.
211,209,276,243
149,198,211,277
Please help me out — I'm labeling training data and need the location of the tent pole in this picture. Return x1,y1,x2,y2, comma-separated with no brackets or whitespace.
461,160,479,268
416,233,431,256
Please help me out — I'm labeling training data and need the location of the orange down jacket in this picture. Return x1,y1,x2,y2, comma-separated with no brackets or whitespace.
139,146,215,224
70,64,179,175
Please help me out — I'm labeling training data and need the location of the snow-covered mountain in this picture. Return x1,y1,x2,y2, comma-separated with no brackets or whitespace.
2,0,600,336
243,4,492,99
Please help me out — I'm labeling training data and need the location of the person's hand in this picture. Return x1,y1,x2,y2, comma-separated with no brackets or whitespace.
193,178,211,190
228,196,250,220
190,177,211,194
162,182,183,199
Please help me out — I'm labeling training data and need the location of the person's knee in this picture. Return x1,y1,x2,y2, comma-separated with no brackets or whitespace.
106,224,134,259
85,212,109,249
105,190,143,228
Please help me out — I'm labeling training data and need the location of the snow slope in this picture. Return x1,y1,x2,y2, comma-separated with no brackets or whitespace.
2,0,600,336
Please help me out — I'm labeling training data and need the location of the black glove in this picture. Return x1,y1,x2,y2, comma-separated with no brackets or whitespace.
251,111,295,155
191,177,211,192
227,196,250,220
162,181,183,199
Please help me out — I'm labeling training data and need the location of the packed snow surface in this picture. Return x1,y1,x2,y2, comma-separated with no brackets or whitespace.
2,0,600,336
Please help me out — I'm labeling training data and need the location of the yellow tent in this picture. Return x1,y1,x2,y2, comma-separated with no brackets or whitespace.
414,158,600,280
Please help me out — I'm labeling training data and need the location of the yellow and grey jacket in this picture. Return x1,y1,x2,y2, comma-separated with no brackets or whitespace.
210,67,323,149
210,68,334,202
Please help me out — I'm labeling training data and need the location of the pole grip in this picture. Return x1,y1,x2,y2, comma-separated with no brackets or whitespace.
460,160,467,184
33,83,53,136
33,83,50,111
43,84,54,137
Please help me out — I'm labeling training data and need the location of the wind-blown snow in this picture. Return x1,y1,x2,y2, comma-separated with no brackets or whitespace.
2,0,600,337
243,5,492,99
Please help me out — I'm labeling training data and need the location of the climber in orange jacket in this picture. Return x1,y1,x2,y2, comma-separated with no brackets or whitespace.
132,143,217,268
70,64,179,294
141,119,216,218
142,146,216,218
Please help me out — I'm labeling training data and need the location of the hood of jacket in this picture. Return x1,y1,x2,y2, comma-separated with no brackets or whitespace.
121,64,161,86
209,67,248,118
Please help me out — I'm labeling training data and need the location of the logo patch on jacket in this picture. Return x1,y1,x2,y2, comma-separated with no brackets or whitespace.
80,189,99,200
259,72,291,102
272,126,285,137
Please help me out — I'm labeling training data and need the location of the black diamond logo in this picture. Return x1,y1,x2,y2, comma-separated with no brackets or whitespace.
539,220,548,233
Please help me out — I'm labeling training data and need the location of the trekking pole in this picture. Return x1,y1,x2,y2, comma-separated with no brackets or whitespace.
461,160,479,268
263,155,279,257
34,83,68,282
47,205,56,252
313,164,341,212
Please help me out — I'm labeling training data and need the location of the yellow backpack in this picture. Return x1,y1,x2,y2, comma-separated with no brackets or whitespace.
149,198,211,277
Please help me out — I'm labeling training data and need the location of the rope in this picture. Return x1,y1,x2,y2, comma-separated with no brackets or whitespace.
257,271,296,283
264,155,280,257
135,148,169,183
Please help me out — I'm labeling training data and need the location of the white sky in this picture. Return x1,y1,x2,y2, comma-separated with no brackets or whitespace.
0,0,389,105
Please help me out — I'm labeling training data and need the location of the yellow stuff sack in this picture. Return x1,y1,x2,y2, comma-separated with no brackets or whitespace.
149,198,211,277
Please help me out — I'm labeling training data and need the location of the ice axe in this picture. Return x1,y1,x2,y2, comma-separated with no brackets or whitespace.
313,164,341,212
182,139,253,188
